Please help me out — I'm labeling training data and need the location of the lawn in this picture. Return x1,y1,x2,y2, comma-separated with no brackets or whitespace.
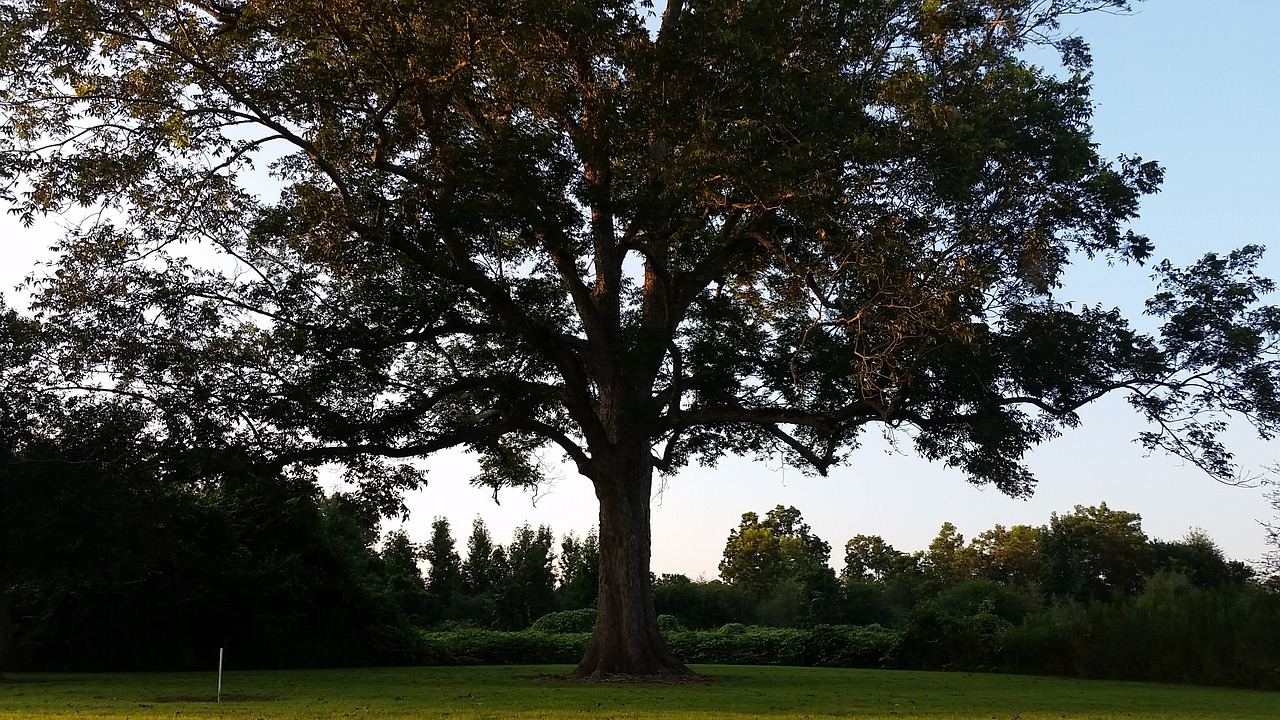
1,665,1275,719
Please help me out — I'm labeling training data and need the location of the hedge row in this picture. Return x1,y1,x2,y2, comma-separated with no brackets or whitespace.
416,624,898,669
418,629,590,665
416,583,1280,690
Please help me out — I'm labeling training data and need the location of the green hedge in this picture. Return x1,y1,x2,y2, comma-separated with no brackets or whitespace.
417,624,899,669
530,608,597,633
415,585,1280,690
1000,582,1280,689
418,629,589,665
665,624,898,668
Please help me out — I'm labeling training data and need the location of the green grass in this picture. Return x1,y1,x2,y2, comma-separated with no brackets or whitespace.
1,665,1276,719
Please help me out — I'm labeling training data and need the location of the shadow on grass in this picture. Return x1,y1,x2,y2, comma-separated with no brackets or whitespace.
153,693,277,703
534,672,719,685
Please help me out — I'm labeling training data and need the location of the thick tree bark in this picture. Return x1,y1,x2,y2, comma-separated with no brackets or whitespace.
572,444,693,679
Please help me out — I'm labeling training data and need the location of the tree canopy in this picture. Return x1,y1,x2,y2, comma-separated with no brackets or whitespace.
4,0,1280,678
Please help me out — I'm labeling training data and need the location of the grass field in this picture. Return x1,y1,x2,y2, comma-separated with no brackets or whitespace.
1,665,1276,719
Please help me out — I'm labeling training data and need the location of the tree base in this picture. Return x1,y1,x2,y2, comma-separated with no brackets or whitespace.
564,667,704,683
569,627,697,682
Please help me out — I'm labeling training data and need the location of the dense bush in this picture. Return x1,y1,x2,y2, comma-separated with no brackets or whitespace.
899,596,1011,670
657,614,686,633
652,575,755,629
413,624,899,669
895,580,1036,671
419,629,589,665
662,624,899,668
1001,576,1280,689
530,608,597,634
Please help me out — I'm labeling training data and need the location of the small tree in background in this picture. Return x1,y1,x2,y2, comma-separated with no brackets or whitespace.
720,506,841,625
557,529,601,611
842,535,904,583
965,525,1044,590
424,518,464,623
380,530,432,625
1149,530,1252,590
496,524,558,629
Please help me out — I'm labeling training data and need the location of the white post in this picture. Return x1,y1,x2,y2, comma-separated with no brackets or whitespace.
217,647,223,703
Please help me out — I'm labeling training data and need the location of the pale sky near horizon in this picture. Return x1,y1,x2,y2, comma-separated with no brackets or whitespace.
2,0,1278,577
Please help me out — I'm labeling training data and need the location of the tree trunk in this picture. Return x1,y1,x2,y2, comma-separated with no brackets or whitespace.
572,444,693,679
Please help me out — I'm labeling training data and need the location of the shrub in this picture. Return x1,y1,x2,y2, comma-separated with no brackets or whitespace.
1001,578,1280,689
652,575,755,628
899,583,1019,671
664,624,899,668
530,608,597,633
657,614,686,633
418,629,588,665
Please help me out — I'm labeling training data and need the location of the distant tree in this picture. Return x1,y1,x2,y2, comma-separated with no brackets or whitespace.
1149,530,1252,590
496,524,557,629
10,0,1280,678
0,296,46,676
380,530,432,625
421,518,464,623
1264,482,1280,580
1040,503,1150,602
0,393,198,670
919,522,971,590
652,574,754,629
720,506,831,596
462,519,500,596
557,529,601,610
720,506,840,625
965,524,1044,588
1,390,418,670
720,512,790,597
841,535,904,583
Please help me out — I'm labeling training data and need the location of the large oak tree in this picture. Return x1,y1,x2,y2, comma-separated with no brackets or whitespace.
4,0,1280,678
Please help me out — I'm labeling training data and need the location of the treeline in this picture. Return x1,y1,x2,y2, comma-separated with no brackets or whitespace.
648,505,1280,689
4,391,1280,687
693,503,1260,630
405,503,1280,688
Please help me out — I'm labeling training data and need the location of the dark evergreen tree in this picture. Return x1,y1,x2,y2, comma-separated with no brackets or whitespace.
381,530,432,625
496,524,558,629
424,517,463,623
463,518,500,596
557,529,601,610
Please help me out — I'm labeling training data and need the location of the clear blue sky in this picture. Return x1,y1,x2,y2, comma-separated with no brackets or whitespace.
3,0,1278,575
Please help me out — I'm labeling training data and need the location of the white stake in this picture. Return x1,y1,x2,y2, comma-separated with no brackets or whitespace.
217,647,223,703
